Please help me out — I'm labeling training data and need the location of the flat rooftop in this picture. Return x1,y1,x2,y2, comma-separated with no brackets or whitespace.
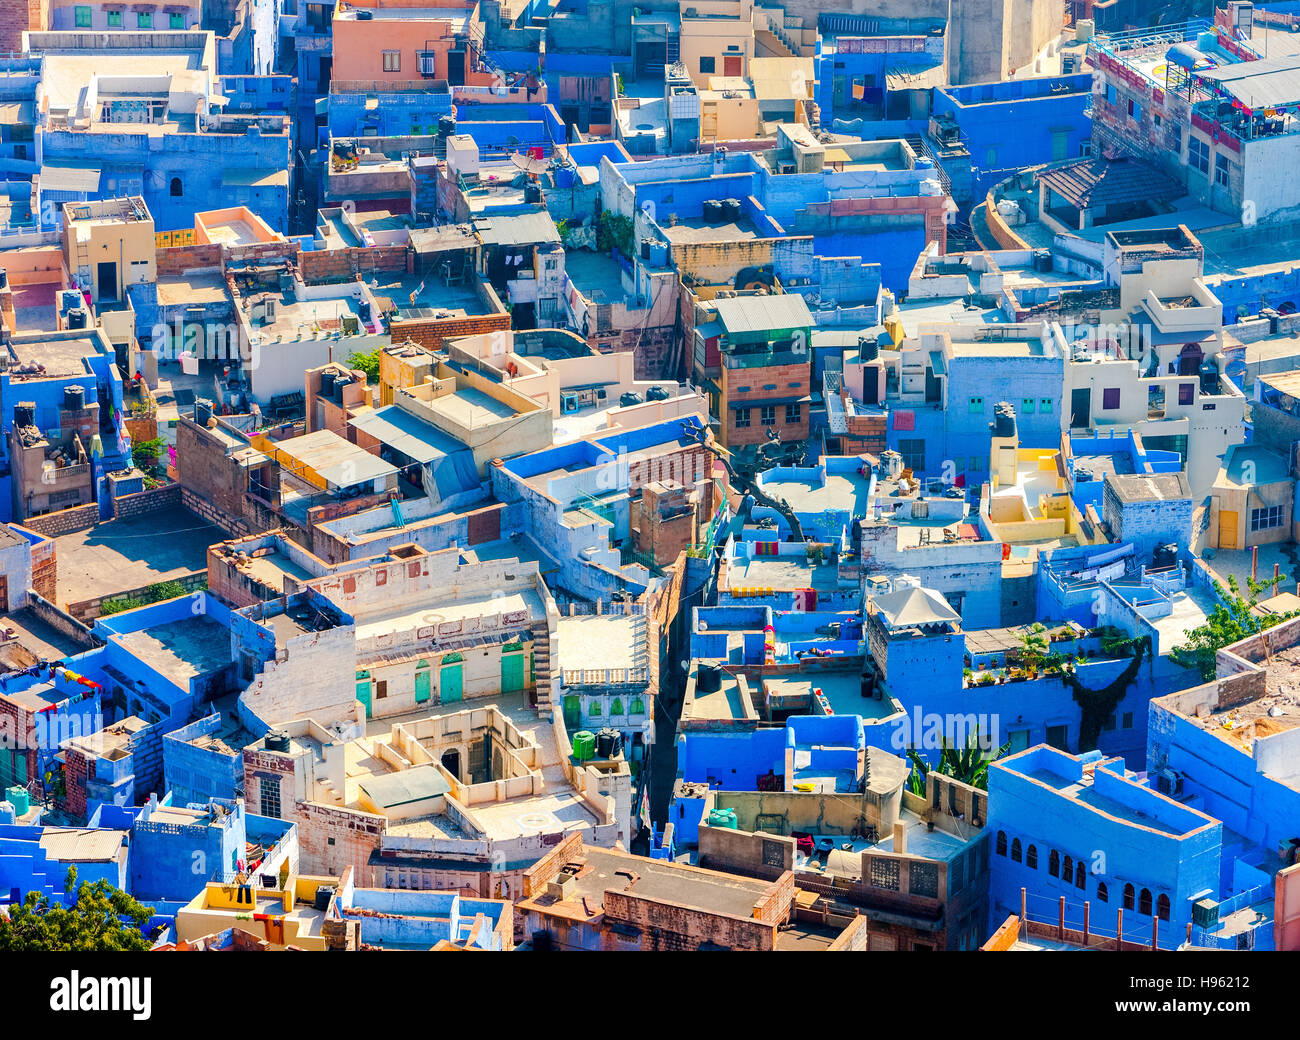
662,217,760,244
765,671,893,722
1020,768,1197,836
115,615,233,686
555,613,646,675
157,272,231,307
353,585,545,645
53,508,223,607
7,335,99,379
726,554,843,593
423,385,521,427
760,472,871,516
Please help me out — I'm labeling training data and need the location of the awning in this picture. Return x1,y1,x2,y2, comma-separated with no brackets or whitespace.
39,163,101,193
222,168,289,188
348,405,481,499
315,96,329,116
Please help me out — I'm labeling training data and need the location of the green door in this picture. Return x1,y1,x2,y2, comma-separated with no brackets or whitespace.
414,665,431,703
501,652,525,694
441,663,463,702
563,695,580,730
356,679,372,718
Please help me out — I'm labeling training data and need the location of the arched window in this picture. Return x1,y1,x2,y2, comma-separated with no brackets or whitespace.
588,699,601,716
610,697,624,716
170,176,183,197
1156,894,1170,921
1075,862,1086,889
1026,844,1038,869
1123,884,1135,910
629,697,646,715
1097,882,1108,904
1048,850,1060,878
1063,855,1073,880
996,831,1007,857
1011,838,1022,863
1139,889,1152,916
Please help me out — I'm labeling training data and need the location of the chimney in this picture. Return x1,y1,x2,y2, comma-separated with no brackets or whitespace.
893,821,907,855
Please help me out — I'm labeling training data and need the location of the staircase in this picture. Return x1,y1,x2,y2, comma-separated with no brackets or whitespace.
755,28,796,59
531,619,555,714
904,133,954,198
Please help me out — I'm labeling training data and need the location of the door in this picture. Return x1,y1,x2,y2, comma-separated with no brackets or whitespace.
97,261,118,302
356,678,372,718
563,695,580,730
1219,509,1239,550
501,652,525,694
1070,387,1091,429
441,662,463,702
723,55,742,77
1046,724,1069,751
0,574,8,612
414,665,431,703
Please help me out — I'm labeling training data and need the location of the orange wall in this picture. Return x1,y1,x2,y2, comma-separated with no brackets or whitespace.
332,18,457,82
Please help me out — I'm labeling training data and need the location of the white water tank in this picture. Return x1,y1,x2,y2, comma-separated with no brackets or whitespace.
1076,19,1094,42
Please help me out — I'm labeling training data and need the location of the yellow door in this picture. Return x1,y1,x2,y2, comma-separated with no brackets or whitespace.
1219,510,1239,550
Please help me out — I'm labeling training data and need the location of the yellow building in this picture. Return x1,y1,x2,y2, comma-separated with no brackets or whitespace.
174,875,345,951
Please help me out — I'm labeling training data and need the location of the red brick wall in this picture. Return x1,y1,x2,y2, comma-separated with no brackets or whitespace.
390,311,510,352
156,243,224,277
0,697,38,799
21,503,99,538
63,745,89,818
721,359,811,448
298,244,409,285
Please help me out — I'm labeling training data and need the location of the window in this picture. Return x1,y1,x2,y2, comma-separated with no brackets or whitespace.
1126,96,1140,121
996,831,1007,856
1104,714,1116,732
1252,505,1285,532
588,699,601,715
383,50,401,72
898,439,925,472
1021,398,1035,415
1157,893,1170,921
1179,382,1195,406
1122,711,1134,729
1048,850,1060,878
909,861,938,898
968,396,984,414
1139,888,1152,916
700,56,715,74
784,402,801,424
1040,398,1052,412
1188,135,1210,174
1011,838,1022,863
1026,844,1037,869
1215,153,1231,189
170,11,185,28
1123,883,1135,910
259,777,281,818
75,5,92,26
375,680,387,699
137,11,152,27
1097,881,1108,903
1102,387,1121,410
1063,855,1074,880
170,176,183,197
1075,862,1086,889
734,408,751,428
869,858,900,891
760,404,776,426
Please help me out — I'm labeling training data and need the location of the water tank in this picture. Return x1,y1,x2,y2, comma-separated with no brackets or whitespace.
990,400,1017,439
67,307,88,329
696,664,722,693
1076,19,1094,41
641,240,651,260
265,730,291,752
572,731,595,761
358,299,372,323
313,885,336,911
858,333,880,362
915,156,935,170
524,183,542,204
620,390,643,407
722,198,741,222
707,808,737,829
13,403,34,428
5,785,28,817
63,385,85,411
195,398,214,426
1033,249,1053,272
703,199,723,224
646,385,670,401
438,115,456,136
595,728,615,758
320,370,336,398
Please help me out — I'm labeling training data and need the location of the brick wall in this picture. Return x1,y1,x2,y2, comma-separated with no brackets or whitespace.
182,488,255,539
298,244,410,284
21,503,100,538
390,311,511,353
0,696,38,799
294,801,385,879
65,570,207,624
601,890,779,950
156,243,224,277
112,481,182,521
63,745,89,818
30,543,56,601
25,591,98,651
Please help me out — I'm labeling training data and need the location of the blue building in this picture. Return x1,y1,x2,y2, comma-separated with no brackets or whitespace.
988,745,1244,950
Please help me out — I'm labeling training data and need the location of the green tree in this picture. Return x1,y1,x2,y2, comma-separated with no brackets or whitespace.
1171,575,1300,681
0,867,154,951
906,729,1013,794
346,348,381,384
131,436,166,475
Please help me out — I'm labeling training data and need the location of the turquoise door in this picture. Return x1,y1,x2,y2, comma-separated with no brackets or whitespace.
356,679,372,718
441,663,463,702
501,652,525,694
414,665,431,703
